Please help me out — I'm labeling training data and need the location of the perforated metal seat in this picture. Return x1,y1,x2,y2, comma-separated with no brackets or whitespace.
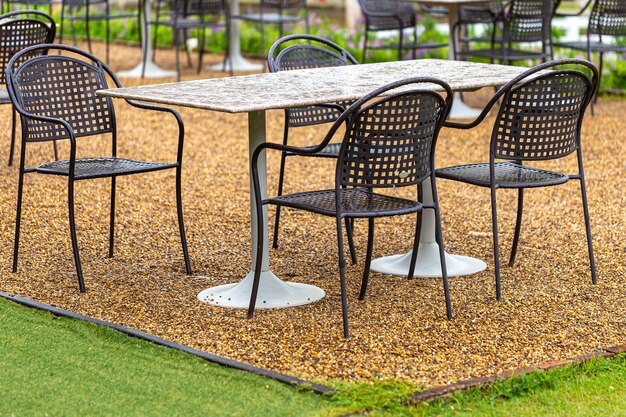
438,59,598,301
436,162,569,188
267,35,360,252
7,44,192,292
35,157,177,179
268,189,421,217
250,78,454,338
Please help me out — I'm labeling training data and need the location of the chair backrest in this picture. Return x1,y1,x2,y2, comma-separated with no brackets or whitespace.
490,59,597,161
334,78,452,189
6,44,121,143
588,0,626,37
0,10,55,85
268,35,359,127
459,1,503,23
358,0,416,30
502,0,553,43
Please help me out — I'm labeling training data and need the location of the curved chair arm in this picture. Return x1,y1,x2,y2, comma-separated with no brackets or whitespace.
267,34,359,70
124,99,185,164
444,58,599,130
554,0,593,17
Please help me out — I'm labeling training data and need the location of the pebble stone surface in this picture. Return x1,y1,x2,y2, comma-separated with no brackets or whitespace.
1,43,624,388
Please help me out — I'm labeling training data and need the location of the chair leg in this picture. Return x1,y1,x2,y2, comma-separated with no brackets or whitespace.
578,165,596,284
53,141,59,161
8,107,16,166
197,27,206,75
336,216,350,338
247,191,266,319
272,121,290,249
85,10,93,54
105,10,111,64
509,188,524,267
433,205,452,320
407,210,422,280
175,30,181,81
68,180,86,292
12,154,26,273
362,31,368,63
490,186,502,300
345,217,357,265
108,176,116,258
176,166,192,275
359,217,374,300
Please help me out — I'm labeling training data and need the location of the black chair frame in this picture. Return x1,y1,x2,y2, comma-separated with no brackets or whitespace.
59,0,141,64
267,34,359,257
456,0,555,64
437,58,598,300
149,0,232,80
0,9,56,166
7,44,192,291
250,77,454,337
358,0,446,63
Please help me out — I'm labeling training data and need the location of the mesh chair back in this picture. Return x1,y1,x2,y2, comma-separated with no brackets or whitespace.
0,10,56,85
589,0,626,37
7,46,118,142
358,0,416,30
338,79,451,189
503,0,553,43
492,71,594,161
269,35,358,127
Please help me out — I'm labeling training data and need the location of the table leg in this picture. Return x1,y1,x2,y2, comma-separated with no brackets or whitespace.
118,0,177,78
211,0,263,72
370,179,486,277
197,111,325,308
446,3,483,120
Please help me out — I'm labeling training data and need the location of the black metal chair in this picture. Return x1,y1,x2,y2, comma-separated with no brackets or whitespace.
451,1,503,61
7,44,192,292
0,9,56,166
58,0,141,64
149,0,231,81
436,59,598,300
267,34,359,257
554,0,626,99
238,0,309,60
250,77,454,338
357,0,446,63
4,0,54,14
457,0,554,65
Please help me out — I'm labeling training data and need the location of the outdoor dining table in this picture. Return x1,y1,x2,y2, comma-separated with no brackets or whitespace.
98,58,531,309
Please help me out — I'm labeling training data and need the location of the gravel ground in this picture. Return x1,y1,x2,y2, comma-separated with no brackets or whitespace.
1,42,624,387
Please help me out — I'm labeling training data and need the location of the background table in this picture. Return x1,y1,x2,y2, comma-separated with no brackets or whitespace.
99,59,530,309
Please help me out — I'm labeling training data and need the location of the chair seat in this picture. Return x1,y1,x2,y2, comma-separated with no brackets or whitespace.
267,188,421,217
462,47,549,61
0,88,9,105
238,12,303,24
35,157,177,179
554,40,626,53
436,162,569,188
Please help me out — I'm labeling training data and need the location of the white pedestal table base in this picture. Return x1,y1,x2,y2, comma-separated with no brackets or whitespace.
198,270,325,309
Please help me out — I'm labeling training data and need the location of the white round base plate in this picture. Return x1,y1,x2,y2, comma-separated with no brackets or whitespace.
212,54,263,72
118,61,177,78
197,270,325,309
448,93,483,120
370,242,487,277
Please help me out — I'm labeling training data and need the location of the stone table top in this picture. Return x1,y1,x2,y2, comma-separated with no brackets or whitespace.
98,59,531,114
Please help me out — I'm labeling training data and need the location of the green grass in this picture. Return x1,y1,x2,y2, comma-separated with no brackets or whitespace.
0,297,328,417
3,295,626,417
